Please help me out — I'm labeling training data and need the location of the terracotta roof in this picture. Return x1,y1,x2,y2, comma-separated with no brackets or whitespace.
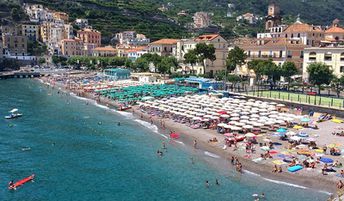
93,46,116,51
195,34,220,41
325,26,344,34
284,22,323,33
151,39,178,45
127,46,148,53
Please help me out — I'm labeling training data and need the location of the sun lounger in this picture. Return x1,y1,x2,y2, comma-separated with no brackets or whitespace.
288,165,303,172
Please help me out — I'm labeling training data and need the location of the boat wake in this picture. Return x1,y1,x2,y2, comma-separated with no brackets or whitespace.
204,151,221,159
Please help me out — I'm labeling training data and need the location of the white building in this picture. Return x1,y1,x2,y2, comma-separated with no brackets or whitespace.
303,47,344,80
75,19,90,29
114,31,150,46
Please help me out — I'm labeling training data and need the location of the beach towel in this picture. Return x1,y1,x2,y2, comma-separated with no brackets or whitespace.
288,165,303,172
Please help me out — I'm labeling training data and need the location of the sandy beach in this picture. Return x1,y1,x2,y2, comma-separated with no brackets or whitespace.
38,75,344,198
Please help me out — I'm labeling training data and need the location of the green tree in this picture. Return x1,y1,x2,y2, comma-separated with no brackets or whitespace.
281,61,298,90
331,76,344,97
194,43,216,71
307,62,334,95
183,50,198,74
226,46,247,73
157,56,176,74
38,58,46,65
133,57,149,72
141,53,162,67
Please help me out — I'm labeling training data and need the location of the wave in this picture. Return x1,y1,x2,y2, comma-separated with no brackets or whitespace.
262,178,307,189
134,119,168,139
115,110,134,119
204,151,221,159
174,140,185,145
243,170,261,177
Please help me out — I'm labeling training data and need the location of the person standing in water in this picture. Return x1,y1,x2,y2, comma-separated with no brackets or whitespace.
193,140,197,149
162,141,166,150
215,179,220,185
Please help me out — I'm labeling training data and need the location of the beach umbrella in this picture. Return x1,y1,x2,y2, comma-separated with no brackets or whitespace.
253,123,264,127
231,117,240,121
192,117,202,121
231,113,240,117
224,124,232,129
261,146,270,151
243,125,253,129
201,119,210,122
211,116,220,120
277,128,287,133
224,133,234,137
217,123,226,127
241,116,250,120
240,119,249,124
231,126,242,131
245,133,256,138
276,104,285,107
220,114,230,118
290,136,301,141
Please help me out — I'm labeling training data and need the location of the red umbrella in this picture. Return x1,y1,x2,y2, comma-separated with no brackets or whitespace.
218,111,227,114
170,133,180,139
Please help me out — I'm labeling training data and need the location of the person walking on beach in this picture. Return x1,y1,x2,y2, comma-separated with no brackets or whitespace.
193,140,197,149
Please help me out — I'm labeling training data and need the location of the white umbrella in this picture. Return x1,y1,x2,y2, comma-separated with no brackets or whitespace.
224,124,232,129
251,114,260,118
217,123,226,127
240,119,249,123
231,117,240,121
245,133,256,138
221,114,230,118
241,116,250,120
231,126,242,131
192,117,202,121
253,123,264,127
231,113,240,117
243,125,253,129
201,119,210,122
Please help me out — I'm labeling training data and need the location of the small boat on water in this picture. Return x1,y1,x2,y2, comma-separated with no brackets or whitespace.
8,174,35,190
4,109,22,119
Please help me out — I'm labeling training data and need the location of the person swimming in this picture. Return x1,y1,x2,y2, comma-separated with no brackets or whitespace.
117,122,121,126
205,180,209,188
162,142,166,150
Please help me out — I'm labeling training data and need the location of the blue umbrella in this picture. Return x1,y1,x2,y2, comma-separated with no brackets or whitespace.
277,128,287,133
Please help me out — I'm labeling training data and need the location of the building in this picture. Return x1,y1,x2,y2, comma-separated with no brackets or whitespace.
265,1,281,30
53,12,69,23
104,68,131,80
92,46,117,57
21,24,39,41
236,13,259,24
194,34,228,75
77,28,101,47
61,38,83,57
74,19,90,29
282,19,323,47
114,31,150,46
303,47,344,80
237,37,306,74
193,12,211,29
323,19,344,45
127,46,149,61
149,39,178,56
2,34,28,56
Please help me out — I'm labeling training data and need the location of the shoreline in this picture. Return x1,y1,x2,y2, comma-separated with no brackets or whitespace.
37,77,336,197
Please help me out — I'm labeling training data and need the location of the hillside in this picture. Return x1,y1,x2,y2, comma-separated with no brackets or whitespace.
20,0,344,41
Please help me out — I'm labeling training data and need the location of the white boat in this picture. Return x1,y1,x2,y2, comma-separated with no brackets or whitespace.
4,108,23,119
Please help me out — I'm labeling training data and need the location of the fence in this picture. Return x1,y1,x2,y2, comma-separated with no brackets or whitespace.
245,89,344,109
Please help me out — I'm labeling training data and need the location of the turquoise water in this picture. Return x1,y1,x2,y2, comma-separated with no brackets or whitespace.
0,79,329,201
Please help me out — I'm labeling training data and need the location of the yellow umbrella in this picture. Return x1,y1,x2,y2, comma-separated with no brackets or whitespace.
327,143,341,148
293,125,304,130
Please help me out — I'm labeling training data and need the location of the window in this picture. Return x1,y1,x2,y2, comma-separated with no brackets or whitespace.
287,51,292,58
324,52,332,61
341,53,344,61
279,50,283,58
340,66,344,73
309,52,316,61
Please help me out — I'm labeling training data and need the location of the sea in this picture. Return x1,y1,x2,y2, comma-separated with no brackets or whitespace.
0,79,330,201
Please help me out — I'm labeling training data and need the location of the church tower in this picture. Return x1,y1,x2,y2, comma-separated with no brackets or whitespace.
265,0,282,30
